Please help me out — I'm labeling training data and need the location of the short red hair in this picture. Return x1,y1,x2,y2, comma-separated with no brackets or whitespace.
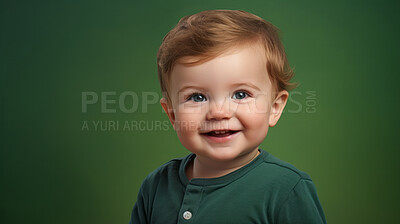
157,10,297,103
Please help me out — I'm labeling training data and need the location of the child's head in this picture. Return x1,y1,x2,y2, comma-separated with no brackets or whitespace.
157,10,296,162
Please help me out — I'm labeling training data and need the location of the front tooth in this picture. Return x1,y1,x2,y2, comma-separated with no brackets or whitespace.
215,131,220,134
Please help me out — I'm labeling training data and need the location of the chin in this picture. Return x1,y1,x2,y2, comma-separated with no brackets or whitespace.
206,147,249,162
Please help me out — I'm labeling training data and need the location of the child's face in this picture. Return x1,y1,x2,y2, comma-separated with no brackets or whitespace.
160,43,288,163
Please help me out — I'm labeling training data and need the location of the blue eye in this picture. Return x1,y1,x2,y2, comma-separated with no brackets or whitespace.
189,93,207,102
233,91,249,100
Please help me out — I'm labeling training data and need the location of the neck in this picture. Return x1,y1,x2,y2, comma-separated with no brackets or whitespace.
186,149,260,180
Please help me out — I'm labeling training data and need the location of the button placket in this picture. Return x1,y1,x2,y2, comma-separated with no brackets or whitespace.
178,184,203,223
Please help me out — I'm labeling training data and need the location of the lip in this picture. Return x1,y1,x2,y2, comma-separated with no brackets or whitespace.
201,131,240,143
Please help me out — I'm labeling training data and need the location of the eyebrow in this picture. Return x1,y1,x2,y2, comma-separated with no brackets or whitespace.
230,82,261,91
177,85,208,95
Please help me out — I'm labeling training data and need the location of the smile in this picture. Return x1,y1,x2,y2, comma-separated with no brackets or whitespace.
201,130,240,143
206,130,239,137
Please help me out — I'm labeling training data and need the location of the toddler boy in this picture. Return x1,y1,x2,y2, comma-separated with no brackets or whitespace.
129,9,326,224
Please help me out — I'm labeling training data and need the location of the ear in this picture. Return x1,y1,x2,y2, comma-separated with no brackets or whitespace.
160,98,176,128
269,90,289,127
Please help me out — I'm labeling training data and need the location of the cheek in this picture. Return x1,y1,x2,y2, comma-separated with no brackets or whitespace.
175,111,203,152
240,112,269,130
253,95,271,114
236,101,270,133
174,108,204,133
238,111,270,145
235,95,271,116
235,98,270,118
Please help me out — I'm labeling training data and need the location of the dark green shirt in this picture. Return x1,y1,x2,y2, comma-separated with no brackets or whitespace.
129,149,326,224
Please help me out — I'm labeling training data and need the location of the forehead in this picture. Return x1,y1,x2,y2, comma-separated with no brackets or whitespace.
170,43,272,91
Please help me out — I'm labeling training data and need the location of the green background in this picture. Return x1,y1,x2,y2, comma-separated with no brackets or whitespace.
1,0,399,223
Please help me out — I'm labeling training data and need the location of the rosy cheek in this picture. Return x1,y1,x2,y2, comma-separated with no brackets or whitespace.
235,99,270,116
239,112,268,127
175,112,203,132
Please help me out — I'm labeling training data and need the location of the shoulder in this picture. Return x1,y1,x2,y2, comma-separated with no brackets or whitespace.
140,154,189,189
146,157,182,179
250,151,313,195
255,151,326,223
261,152,312,180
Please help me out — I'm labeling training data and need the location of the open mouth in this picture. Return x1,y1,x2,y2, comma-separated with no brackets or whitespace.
204,130,239,137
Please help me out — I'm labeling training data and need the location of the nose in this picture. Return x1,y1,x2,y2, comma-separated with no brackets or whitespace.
206,99,232,120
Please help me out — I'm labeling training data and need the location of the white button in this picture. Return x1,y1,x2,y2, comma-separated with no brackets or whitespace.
183,211,192,220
